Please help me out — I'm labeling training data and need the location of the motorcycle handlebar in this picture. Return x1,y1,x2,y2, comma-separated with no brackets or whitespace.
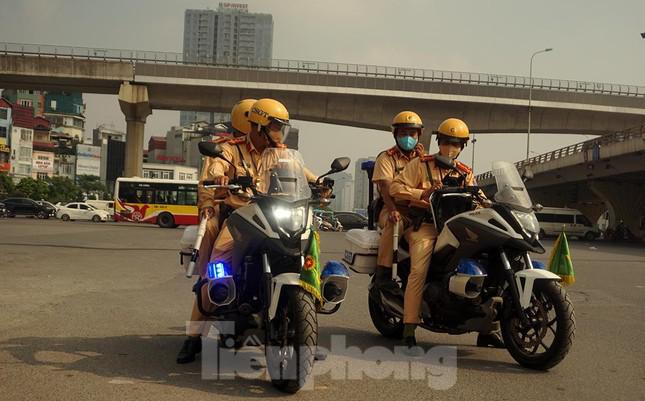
435,186,480,194
202,183,242,191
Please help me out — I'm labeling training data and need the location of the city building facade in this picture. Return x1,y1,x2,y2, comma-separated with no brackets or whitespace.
0,98,12,173
43,92,86,142
328,171,354,212
353,157,376,211
142,163,198,181
180,3,273,126
9,104,36,180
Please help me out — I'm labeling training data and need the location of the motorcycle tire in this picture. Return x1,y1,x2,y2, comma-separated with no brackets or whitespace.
501,280,575,370
266,286,318,394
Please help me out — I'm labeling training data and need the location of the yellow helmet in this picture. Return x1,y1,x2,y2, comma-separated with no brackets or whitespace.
249,98,290,128
391,111,424,133
435,118,470,144
230,98,257,135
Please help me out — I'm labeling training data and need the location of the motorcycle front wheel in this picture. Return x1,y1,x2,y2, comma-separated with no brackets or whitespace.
501,280,575,370
266,286,317,394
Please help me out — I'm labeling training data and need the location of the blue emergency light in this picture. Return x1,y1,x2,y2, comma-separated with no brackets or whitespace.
207,261,231,280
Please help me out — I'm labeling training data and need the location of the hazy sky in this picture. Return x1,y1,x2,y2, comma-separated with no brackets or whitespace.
1,0,644,174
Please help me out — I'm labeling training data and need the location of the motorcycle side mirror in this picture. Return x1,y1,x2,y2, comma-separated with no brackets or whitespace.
330,157,351,173
522,166,534,182
198,141,238,174
434,154,457,171
317,157,351,184
198,141,224,158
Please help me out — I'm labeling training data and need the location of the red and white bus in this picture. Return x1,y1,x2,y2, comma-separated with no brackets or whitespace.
114,177,199,228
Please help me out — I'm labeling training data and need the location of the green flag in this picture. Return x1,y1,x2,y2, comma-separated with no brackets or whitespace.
547,231,575,285
300,230,323,304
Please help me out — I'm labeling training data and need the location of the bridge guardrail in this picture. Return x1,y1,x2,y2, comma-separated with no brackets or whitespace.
2,42,645,97
475,125,645,183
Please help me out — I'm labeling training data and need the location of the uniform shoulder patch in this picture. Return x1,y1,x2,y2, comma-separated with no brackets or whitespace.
385,146,398,157
455,161,472,174
227,137,246,145
212,134,232,144
420,154,435,162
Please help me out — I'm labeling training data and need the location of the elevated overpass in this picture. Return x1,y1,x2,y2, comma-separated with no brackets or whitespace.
2,42,645,176
477,127,645,237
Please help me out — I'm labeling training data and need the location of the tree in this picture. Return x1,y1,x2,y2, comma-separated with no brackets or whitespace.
76,175,108,199
0,172,14,198
47,176,82,204
14,177,49,200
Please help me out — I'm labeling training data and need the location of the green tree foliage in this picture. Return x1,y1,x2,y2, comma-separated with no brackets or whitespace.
0,172,14,198
76,175,108,198
47,176,82,204
14,177,49,200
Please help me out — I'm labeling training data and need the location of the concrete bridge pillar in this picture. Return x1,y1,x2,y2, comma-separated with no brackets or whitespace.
590,180,645,237
118,82,151,177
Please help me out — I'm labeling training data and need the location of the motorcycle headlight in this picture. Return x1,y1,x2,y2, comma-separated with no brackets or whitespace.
511,210,540,235
273,205,307,233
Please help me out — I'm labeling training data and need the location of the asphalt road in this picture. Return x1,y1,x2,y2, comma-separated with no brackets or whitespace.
1,218,644,401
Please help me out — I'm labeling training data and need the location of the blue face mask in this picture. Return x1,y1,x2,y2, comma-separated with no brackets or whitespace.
396,136,418,151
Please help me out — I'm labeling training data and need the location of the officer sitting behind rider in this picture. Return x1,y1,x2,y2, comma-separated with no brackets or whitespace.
177,98,321,364
372,111,425,292
177,99,256,364
390,118,504,352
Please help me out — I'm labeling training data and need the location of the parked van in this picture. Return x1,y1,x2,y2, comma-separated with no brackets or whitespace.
86,200,115,219
535,207,600,240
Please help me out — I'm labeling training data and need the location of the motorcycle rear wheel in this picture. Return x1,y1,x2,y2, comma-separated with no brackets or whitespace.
501,280,575,370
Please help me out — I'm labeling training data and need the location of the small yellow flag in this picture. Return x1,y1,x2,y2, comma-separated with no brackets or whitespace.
547,231,575,285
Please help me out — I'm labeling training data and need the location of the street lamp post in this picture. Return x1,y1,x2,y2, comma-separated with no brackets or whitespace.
526,47,553,160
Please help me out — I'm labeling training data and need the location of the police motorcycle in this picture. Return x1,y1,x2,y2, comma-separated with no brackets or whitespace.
345,157,575,370
182,141,351,393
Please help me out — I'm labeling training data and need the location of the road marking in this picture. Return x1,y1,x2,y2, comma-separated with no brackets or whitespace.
108,379,135,385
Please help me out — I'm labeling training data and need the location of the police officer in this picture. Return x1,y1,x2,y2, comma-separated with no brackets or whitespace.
372,111,425,291
390,118,503,350
208,98,319,276
196,99,257,277
177,99,264,363
177,98,320,364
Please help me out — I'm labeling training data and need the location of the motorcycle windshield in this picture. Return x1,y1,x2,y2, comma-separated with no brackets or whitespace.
256,147,312,202
492,161,533,211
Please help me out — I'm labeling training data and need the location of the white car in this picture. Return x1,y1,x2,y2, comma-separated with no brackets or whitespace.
56,202,111,222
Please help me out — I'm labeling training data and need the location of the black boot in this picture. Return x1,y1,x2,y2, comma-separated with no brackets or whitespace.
401,324,423,357
176,336,202,364
476,332,505,349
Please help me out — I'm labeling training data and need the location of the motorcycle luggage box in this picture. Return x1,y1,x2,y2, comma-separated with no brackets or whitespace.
179,225,198,267
343,229,379,274
180,225,198,250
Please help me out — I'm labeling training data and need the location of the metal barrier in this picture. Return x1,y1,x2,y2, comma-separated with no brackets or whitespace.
476,125,645,183
2,42,644,97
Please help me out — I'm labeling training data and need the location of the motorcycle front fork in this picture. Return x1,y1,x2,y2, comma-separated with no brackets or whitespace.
499,249,533,327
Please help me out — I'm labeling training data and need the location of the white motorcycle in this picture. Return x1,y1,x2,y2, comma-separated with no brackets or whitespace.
345,157,575,370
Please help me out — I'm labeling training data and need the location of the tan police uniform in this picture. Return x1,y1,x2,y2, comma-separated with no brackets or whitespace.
196,134,235,278
209,143,318,269
372,144,424,267
390,153,476,324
